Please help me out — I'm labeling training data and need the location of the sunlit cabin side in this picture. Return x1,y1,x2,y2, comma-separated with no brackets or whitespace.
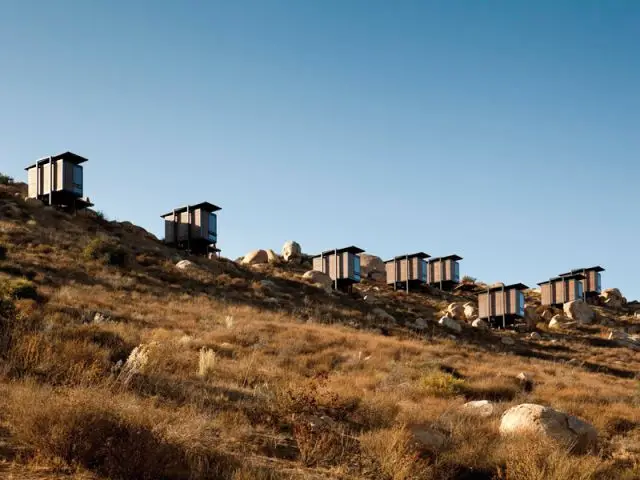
427,254,462,290
558,266,604,300
538,273,585,307
161,202,221,256
385,252,430,292
25,152,94,211
477,283,528,328
311,246,364,292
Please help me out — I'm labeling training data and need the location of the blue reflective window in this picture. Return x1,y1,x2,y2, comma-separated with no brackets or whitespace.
419,259,427,281
453,261,460,282
208,213,217,242
517,291,525,316
72,165,83,195
596,273,602,292
577,281,584,299
353,255,361,281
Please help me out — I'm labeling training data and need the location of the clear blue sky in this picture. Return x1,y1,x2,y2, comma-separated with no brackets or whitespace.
1,1,639,299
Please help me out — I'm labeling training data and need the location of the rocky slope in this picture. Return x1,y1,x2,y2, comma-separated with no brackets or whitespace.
0,180,639,479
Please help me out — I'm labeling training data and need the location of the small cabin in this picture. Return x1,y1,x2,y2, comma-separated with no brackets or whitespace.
25,152,93,211
538,273,585,307
427,254,462,290
385,252,430,292
477,283,528,328
558,266,604,300
311,246,364,291
161,202,221,255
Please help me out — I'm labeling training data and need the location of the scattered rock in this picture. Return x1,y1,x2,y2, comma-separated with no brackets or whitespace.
563,300,595,325
282,241,302,263
302,270,333,290
24,197,44,207
373,308,395,323
266,249,280,264
446,303,466,321
529,332,542,340
608,330,640,351
549,315,569,329
93,312,111,324
175,260,194,270
471,318,489,329
540,308,557,322
260,280,277,290
242,250,269,265
462,400,494,418
463,302,477,321
439,316,462,333
363,294,376,304
516,372,534,391
600,288,627,309
408,425,447,453
501,336,515,346
524,306,540,329
499,403,598,454
415,317,428,329
359,254,386,280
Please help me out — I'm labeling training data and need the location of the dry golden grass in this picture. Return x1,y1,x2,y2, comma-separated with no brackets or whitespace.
0,182,639,479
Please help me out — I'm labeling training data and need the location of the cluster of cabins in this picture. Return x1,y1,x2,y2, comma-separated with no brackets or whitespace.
23,152,606,329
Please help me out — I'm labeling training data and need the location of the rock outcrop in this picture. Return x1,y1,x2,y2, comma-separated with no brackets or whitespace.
282,241,302,263
359,254,385,280
242,250,269,265
302,270,333,290
600,288,627,309
439,316,462,333
499,403,598,454
463,302,477,321
446,303,466,322
563,300,595,324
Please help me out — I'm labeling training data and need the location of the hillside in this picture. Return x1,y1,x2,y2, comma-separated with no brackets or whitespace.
1,180,640,479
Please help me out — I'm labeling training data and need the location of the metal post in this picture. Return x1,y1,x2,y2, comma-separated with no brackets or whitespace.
48,156,53,205
487,287,492,325
502,285,506,329
406,255,409,294
334,248,338,291
393,257,398,291
187,205,191,252
35,162,40,198
440,259,444,291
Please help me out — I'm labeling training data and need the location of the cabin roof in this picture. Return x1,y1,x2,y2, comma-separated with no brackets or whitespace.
537,273,586,285
429,254,463,262
160,202,222,218
479,283,529,294
312,246,365,258
25,151,88,170
558,266,605,276
384,252,430,263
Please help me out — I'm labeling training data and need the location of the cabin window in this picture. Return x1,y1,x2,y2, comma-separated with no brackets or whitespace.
453,261,460,282
577,281,584,299
596,273,602,293
208,213,217,243
72,165,83,195
419,259,427,281
517,291,525,316
352,255,361,281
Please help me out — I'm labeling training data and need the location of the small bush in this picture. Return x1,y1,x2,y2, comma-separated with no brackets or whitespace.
198,347,216,378
83,237,128,266
0,244,7,260
418,370,465,398
0,173,14,185
1,279,38,301
462,275,477,283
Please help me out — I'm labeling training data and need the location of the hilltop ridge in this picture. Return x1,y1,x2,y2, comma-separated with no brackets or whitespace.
1,179,640,479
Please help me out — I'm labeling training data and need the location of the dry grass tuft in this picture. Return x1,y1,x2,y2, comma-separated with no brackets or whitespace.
198,347,216,378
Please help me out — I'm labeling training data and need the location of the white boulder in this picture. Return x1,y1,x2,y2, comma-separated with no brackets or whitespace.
242,250,269,265
471,318,489,329
439,316,462,333
302,270,333,290
175,260,194,270
600,288,627,309
462,400,495,418
463,302,477,321
281,241,302,263
499,403,598,454
563,300,595,325
446,303,466,321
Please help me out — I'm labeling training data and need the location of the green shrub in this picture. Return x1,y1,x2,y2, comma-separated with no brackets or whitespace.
418,370,465,398
1,279,38,301
0,173,14,185
83,238,127,266
462,275,477,283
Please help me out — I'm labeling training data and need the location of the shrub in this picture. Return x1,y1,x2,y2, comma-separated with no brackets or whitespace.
83,237,127,266
462,275,477,283
0,244,6,260
418,370,465,398
1,279,38,301
198,347,216,378
0,173,14,185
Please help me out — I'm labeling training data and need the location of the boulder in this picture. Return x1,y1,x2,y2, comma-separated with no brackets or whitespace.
372,308,395,323
408,425,447,453
524,306,540,329
282,241,302,263
548,315,568,329
608,330,640,351
499,403,598,454
175,260,194,270
540,308,556,322
369,272,386,283
439,316,462,333
359,254,385,279
463,302,477,321
242,250,269,265
415,317,428,329
446,303,466,321
363,294,376,304
472,318,489,329
600,288,627,309
302,270,333,290
24,197,44,207
260,280,277,290
462,400,494,418
563,300,595,325
516,372,534,391
529,332,542,340
501,336,515,346
266,249,280,264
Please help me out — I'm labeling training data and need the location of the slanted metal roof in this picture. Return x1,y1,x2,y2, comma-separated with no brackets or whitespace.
312,246,365,258
537,273,585,286
558,266,605,276
160,202,222,218
478,283,529,294
384,252,430,263
25,151,89,170
428,254,463,262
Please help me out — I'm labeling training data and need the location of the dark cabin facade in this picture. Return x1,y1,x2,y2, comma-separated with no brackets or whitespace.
538,273,585,307
25,152,93,211
477,283,528,328
427,254,462,290
311,246,364,291
161,202,221,255
385,252,430,292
